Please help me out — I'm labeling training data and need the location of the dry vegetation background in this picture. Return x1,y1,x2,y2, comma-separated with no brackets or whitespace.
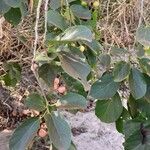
0,0,150,149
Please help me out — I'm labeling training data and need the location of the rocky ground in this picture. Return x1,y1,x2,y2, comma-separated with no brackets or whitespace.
0,111,124,150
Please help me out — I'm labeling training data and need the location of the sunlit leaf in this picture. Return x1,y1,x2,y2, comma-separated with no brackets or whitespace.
55,25,93,42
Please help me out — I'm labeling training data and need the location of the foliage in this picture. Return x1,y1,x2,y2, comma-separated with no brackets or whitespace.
0,0,150,150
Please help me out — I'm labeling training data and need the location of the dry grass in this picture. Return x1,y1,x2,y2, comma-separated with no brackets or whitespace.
99,0,150,49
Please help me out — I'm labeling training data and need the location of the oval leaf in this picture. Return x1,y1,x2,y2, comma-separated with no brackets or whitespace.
47,10,68,30
127,95,139,118
60,92,87,109
56,25,93,42
95,93,123,123
113,61,130,82
59,51,91,91
9,117,40,150
90,73,119,99
70,4,91,20
25,93,46,111
45,112,71,150
38,63,56,89
129,68,147,99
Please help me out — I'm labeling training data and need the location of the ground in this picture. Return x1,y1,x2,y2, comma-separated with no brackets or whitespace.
0,111,124,150
0,0,150,149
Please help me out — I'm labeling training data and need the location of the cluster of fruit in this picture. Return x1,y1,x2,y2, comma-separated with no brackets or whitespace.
81,0,100,8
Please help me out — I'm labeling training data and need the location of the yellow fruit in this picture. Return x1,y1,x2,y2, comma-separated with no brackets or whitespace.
93,1,100,8
71,43,76,47
80,45,85,52
81,1,88,7
144,46,150,51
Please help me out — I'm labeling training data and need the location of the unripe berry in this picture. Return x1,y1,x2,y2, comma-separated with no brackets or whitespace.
71,43,76,47
38,128,47,138
81,1,88,7
80,45,85,52
144,46,150,51
93,1,100,8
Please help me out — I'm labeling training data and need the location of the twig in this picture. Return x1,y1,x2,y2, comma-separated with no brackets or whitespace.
137,0,144,28
33,0,42,59
43,0,49,42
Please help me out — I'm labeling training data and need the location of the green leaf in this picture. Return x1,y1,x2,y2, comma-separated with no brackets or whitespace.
139,58,150,76
136,26,150,47
47,10,68,31
59,51,91,91
5,0,21,7
113,61,131,82
124,119,150,150
0,0,10,14
144,74,150,102
127,95,139,118
38,63,56,89
4,8,22,26
137,98,150,117
83,39,103,55
84,48,97,68
3,73,17,87
116,117,124,134
3,62,21,87
95,93,123,123
90,73,119,99
50,0,76,10
70,4,91,20
99,54,111,68
60,92,87,109
9,117,40,150
136,44,145,58
52,141,77,150
115,108,130,134
124,119,142,140
25,93,46,112
129,68,147,99
55,25,93,42
45,111,71,150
